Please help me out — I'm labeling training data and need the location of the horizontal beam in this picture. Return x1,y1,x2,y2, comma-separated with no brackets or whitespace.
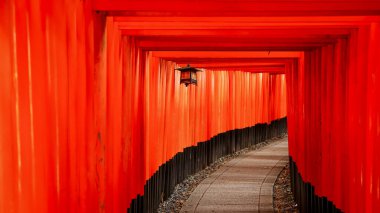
136,40,336,51
142,46,316,51
94,1,380,17
174,58,296,62
117,23,362,30
120,28,352,37
185,66,286,73
177,62,285,67
114,16,380,23
151,51,302,58
116,21,374,31
206,68,286,74
159,58,296,63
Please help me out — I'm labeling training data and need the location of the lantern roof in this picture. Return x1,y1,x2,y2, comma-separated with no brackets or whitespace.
175,64,203,72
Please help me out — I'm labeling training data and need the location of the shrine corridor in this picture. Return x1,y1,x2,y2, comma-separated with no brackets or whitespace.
1,0,380,212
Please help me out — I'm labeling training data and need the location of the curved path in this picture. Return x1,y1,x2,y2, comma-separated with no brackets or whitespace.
181,137,288,213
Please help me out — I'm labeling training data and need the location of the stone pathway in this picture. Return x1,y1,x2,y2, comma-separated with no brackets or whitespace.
180,137,288,212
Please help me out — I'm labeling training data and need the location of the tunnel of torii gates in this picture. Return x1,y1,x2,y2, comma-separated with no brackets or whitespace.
1,0,380,212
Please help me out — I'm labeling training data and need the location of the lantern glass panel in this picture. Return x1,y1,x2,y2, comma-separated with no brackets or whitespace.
181,71,191,80
191,72,197,81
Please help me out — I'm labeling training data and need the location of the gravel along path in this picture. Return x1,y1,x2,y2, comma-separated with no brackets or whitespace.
273,163,299,212
157,135,287,213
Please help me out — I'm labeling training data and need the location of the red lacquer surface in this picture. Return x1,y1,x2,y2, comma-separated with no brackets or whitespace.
1,0,380,212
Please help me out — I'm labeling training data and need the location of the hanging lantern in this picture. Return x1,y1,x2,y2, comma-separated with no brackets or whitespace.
175,64,202,87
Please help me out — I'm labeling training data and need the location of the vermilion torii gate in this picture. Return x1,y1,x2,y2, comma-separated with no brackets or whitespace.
0,0,379,212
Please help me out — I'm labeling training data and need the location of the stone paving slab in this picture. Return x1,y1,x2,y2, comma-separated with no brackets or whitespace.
181,137,288,213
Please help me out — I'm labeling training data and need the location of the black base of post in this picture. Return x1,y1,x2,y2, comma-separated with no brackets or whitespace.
289,157,343,213
127,117,288,213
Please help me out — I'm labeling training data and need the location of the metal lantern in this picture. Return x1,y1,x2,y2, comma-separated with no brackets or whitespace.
175,64,202,87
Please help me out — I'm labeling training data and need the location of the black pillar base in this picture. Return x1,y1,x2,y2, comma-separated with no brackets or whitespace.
289,157,343,213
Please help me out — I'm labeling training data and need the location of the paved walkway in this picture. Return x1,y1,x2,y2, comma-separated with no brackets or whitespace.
181,137,288,213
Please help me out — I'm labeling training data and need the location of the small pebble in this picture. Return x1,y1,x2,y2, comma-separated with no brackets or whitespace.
273,163,299,212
